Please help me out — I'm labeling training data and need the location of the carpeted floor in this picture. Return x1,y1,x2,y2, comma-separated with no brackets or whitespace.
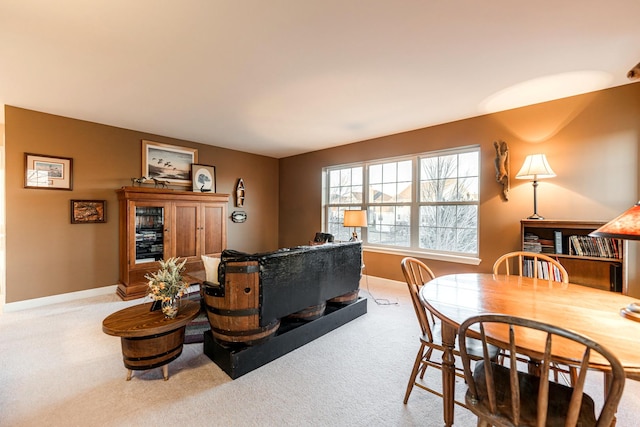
1,276,639,426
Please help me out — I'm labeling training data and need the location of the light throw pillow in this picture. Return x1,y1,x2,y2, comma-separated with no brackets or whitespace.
201,255,221,284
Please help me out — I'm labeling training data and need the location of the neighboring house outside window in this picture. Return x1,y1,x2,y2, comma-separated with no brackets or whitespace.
323,145,480,264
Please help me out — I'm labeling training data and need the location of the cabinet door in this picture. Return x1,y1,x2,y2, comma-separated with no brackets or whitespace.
202,202,226,255
131,201,170,267
172,202,200,258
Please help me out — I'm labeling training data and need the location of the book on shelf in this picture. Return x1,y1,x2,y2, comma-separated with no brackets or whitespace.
523,258,563,282
568,235,621,259
523,233,554,254
554,230,563,254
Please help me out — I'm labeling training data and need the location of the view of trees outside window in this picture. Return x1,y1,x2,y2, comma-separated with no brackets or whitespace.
327,166,363,241
419,151,479,254
324,146,479,256
367,160,412,246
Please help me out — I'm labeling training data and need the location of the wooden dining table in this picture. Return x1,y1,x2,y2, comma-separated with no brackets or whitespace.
419,273,640,427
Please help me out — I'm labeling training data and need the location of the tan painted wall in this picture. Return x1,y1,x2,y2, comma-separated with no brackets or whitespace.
5,106,279,303
279,84,640,296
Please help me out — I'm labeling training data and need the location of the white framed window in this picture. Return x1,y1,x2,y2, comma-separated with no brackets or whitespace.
323,146,480,260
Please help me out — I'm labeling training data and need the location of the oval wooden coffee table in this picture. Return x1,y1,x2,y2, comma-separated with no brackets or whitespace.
103,300,200,380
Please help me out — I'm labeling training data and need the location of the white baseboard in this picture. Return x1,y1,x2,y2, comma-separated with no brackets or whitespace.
1,285,119,313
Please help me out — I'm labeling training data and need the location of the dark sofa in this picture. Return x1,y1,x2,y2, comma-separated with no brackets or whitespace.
203,241,363,344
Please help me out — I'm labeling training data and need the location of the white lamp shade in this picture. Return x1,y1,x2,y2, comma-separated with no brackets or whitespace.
343,210,368,227
515,154,556,180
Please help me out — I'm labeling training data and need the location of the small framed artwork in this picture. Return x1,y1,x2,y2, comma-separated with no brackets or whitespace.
70,200,107,224
24,153,73,190
191,164,216,192
142,140,198,186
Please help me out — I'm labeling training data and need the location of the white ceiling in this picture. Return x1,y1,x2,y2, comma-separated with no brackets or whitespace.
1,1,639,158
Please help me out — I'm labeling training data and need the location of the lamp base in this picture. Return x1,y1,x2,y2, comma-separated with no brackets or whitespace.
527,213,544,220
621,302,640,322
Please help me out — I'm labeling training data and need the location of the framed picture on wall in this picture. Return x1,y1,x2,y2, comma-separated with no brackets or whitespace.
24,153,73,190
70,200,106,224
191,164,216,192
142,140,198,186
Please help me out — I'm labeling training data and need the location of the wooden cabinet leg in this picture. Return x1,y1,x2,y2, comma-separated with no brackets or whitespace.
126,369,132,381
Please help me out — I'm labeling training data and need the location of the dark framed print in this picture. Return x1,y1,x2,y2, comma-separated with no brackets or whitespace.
142,140,198,186
191,164,216,192
24,153,73,190
71,200,106,224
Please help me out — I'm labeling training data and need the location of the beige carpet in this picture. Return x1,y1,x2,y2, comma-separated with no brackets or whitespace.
1,276,638,426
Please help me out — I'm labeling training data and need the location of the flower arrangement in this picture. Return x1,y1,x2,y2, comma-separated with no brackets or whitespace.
145,257,189,317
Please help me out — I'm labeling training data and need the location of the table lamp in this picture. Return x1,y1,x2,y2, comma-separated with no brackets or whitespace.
515,154,556,220
344,210,367,241
590,202,640,321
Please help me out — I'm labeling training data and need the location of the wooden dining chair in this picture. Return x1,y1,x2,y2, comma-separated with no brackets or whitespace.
492,251,569,283
458,313,625,427
493,251,575,384
400,257,497,405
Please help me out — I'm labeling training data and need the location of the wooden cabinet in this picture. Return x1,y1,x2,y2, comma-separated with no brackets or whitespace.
116,187,229,300
521,220,627,294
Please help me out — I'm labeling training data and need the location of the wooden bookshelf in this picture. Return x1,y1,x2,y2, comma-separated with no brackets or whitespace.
521,220,627,293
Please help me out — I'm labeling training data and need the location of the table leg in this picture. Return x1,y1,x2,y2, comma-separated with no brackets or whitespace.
440,323,457,427
162,365,169,381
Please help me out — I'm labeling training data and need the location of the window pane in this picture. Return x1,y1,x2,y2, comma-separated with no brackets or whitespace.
368,205,410,247
397,160,412,182
369,164,382,184
397,182,412,203
382,163,397,183
458,177,479,201
419,204,478,254
458,152,478,177
327,206,364,242
420,151,479,203
370,160,413,204
329,166,363,204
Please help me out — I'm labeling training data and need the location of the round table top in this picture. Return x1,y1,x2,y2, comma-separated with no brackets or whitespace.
420,273,640,377
102,300,201,338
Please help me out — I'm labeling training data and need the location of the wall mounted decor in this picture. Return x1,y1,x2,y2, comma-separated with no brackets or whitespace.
24,153,73,190
231,211,247,223
236,178,245,207
71,200,106,224
493,140,510,201
141,140,197,186
628,61,640,80
191,164,216,192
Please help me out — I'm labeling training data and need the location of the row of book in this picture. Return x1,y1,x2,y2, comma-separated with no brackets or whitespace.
568,235,622,259
523,232,622,259
523,259,564,282
523,233,555,254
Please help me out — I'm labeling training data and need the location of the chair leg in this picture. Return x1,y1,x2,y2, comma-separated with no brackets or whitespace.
418,347,434,379
404,342,427,404
570,366,578,386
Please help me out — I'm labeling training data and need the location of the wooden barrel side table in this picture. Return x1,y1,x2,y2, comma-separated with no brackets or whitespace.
102,300,200,380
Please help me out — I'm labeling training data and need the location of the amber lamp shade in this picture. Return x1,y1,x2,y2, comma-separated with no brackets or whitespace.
590,203,640,240
590,202,640,321
344,210,367,241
